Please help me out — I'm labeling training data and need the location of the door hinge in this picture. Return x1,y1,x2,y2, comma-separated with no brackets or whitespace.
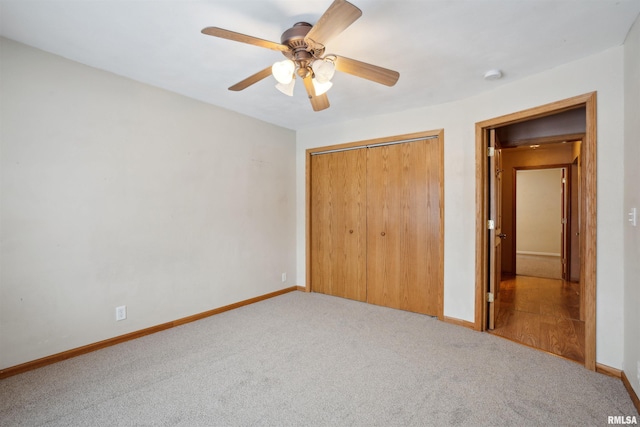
487,292,494,303
487,219,495,230
487,147,495,157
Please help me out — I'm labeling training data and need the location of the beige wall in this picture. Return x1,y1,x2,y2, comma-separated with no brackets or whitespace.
515,168,563,255
623,12,640,399
0,38,297,370
500,145,575,273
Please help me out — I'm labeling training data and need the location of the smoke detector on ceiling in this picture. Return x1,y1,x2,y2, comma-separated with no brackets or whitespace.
484,69,503,80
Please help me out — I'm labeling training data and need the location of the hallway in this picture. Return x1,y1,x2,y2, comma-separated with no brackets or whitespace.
490,275,585,363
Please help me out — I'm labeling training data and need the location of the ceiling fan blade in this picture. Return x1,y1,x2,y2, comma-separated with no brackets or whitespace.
201,27,290,52
228,66,273,91
304,0,362,49
303,75,330,112
334,56,400,87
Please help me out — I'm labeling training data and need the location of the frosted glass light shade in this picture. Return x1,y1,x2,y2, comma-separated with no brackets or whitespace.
272,60,295,84
312,59,336,83
312,78,332,96
276,78,296,96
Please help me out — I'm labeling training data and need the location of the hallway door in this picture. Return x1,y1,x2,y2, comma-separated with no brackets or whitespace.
487,129,504,329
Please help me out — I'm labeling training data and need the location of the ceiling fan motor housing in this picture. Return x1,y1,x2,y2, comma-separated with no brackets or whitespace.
281,22,325,76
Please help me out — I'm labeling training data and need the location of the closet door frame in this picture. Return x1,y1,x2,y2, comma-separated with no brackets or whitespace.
305,129,445,321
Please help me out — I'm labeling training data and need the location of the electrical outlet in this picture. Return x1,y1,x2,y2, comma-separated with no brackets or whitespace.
282,272,287,283
115,305,126,321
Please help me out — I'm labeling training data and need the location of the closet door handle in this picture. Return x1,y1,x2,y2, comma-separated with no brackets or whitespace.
380,231,386,236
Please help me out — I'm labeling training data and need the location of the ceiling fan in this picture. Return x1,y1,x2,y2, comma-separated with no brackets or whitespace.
201,0,400,112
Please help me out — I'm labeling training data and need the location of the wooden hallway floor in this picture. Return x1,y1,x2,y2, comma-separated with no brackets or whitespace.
489,275,585,363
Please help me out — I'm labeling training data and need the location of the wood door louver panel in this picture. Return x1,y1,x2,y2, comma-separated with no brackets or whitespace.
310,149,367,301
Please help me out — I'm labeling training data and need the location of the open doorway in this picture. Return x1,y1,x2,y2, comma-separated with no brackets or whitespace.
515,166,567,280
491,147,584,363
475,92,597,370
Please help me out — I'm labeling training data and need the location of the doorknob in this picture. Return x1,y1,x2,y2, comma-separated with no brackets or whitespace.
498,233,507,239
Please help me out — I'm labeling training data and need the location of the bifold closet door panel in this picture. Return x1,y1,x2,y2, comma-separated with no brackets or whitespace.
310,149,367,301
366,138,442,316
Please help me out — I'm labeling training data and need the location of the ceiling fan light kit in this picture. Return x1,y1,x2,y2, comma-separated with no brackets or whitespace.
311,56,336,83
201,0,400,111
276,79,296,96
272,59,296,84
312,79,333,96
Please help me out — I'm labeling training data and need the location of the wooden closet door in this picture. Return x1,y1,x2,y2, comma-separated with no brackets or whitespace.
366,138,443,316
310,149,367,301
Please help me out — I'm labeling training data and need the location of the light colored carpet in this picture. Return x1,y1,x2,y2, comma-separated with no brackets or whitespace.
1,291,637,426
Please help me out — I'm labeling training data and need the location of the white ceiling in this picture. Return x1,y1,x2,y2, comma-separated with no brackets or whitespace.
1,0,639,131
